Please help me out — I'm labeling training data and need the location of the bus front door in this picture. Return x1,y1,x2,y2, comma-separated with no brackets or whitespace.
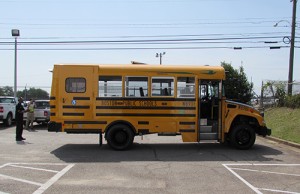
198,80,221,141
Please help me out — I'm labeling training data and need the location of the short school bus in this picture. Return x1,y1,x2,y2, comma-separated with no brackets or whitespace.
48,64,271,150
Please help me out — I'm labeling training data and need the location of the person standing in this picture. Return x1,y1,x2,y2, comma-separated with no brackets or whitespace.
15,97,26,141
25,99,35,131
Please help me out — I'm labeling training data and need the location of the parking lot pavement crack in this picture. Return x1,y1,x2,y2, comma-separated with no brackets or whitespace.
144,145,161,161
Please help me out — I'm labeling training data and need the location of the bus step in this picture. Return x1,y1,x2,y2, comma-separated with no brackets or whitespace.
200,126,213,133
199,132,218,140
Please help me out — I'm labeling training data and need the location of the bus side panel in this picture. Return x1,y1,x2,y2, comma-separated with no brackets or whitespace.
95,98,198,142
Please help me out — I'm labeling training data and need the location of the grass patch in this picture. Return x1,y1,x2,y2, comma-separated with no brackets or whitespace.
264,107,300,144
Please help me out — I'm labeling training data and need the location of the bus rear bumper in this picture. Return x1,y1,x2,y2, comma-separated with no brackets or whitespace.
48,121,62,132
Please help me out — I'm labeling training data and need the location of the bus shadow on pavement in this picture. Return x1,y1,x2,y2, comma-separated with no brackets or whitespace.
51,142,282,163
0,123,15,130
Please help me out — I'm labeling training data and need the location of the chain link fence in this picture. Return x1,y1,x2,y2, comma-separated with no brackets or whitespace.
252,80,300,110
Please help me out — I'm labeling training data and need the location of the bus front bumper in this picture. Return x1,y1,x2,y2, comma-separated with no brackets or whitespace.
258,126,271,137
48,121,62,132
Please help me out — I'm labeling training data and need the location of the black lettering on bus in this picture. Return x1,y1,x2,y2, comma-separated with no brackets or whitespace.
139,101,157,107
183,102,195,107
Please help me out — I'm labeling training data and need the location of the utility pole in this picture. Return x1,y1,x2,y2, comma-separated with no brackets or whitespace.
260,81,264,110
288,0,297,95
12,29,20,98
156,52,166,65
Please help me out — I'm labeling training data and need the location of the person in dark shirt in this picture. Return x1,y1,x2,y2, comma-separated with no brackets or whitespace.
15,97,26,141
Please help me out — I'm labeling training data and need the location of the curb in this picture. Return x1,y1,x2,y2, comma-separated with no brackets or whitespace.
265,136,300,149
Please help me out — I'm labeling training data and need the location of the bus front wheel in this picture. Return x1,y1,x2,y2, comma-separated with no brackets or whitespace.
230,124,256,150
106,124,134,150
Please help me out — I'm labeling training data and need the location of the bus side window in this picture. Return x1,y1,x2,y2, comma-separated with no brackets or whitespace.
66,78,86,93
125,77,148,97
99,76,122,97
177,77,195,98
151,77,174,97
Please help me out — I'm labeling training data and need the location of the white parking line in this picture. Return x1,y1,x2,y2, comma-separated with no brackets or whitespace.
223,164,300,194
0,163,75,194
0,173,43,186
230,167,300,177
260,188,300,194
8,164,60,173
0,191,10,194
33,164,74,194
225,164,300,166
223,164,262,194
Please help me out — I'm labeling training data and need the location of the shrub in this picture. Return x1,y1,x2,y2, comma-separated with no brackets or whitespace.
284,94,300,108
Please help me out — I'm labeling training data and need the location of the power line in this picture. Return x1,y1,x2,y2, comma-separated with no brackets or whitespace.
0,46,291,51
0,31,291,40
0,35,288,44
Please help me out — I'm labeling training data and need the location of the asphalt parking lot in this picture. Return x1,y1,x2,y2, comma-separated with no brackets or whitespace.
0,123,299,194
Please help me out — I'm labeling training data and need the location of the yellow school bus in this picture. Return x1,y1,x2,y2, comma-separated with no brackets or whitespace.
48,64,271,150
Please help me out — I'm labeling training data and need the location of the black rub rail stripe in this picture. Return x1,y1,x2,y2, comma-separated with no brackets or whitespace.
138,121,149,125
50,113,55,116
63,113,84,116
96,113,195,117
50,96,55,100
179,122,196,125
179,129,195,133
65,121,107,124
65,129,102,134
73,97,90,100
63,105,90,109
138,129,149,133
96,97,195,101
50,105,56,109
96,106,195,110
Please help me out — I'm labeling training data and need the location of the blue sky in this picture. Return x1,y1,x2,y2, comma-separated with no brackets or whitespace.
0,0,299,94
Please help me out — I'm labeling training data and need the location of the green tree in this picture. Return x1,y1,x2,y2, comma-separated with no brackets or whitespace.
0,86,14,96
221,62,253,103
275,82,286,107
17,87,49,100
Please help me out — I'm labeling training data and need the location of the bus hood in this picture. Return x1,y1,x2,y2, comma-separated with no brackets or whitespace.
225,100,262,116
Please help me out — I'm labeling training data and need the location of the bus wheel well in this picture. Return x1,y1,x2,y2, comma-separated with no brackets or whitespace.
230,115,259,131
104,120,136,139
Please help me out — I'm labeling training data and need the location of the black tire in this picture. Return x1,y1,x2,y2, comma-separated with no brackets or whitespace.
106,124,134,150
5,113,12,127
230,124,256,150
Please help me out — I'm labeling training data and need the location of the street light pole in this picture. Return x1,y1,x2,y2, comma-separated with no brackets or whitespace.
12,29,20,98
156,52,166,65
288,0,297,96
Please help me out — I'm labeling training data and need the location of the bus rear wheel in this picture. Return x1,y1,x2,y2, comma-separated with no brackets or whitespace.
106,124,134,150
230,124,256,150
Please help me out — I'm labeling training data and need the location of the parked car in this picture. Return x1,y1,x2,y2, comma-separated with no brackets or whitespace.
23,100,50,125
0,96,17,126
